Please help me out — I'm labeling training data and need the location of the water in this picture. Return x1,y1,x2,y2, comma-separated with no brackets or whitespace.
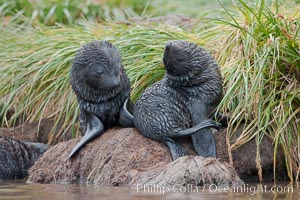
0,180,299,200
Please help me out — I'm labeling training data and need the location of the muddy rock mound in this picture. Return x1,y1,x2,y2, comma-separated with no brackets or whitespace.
27,128,242,186
27,128,172,185
141,156,242,187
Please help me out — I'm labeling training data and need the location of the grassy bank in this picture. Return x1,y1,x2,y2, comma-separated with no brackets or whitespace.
0,0,299,181
212,0,300,181
0,0,147,25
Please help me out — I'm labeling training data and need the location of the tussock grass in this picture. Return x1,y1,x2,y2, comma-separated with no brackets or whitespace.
0,0,145,25
0,0,299,181
210,0,300,181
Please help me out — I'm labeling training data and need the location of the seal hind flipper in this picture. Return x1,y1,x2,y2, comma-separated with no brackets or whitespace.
66,112,104,161
192,128,217,158
118,98,134,127
164,138,187,160
169,119,221,138
213,112,230,128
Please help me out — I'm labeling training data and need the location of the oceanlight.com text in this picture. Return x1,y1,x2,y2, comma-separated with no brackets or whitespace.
136,183,293,196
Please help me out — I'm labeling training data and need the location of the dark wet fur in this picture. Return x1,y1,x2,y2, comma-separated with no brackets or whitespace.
134,40,223,160
68,41,132,159
0,136,49,179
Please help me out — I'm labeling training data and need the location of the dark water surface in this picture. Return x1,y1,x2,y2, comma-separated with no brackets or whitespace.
0,180,299,200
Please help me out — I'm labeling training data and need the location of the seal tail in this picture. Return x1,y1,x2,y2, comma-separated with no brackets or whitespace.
65,113,104,161
169,119,221,138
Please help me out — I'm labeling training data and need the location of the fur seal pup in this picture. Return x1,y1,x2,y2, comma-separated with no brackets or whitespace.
0,136,49,179
67,41,133,160
134,40,223,160
163,40,223,158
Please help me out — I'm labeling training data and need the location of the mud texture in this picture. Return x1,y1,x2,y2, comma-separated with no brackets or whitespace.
27,128,243,186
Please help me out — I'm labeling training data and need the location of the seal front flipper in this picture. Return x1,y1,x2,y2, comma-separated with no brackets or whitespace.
169,119,221,138
164,138,187,160
66,112,104,161
118,98,134,127
192,128,216,158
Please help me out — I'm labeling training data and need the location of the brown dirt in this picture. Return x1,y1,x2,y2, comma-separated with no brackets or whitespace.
139,156,242,187
215,123,287,182
27,128,243,186
0,118,72,144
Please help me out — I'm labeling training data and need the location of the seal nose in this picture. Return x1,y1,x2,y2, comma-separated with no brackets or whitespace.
166,40,182,51
165,41,173,53
95,69,104,76
165,41,173,49
96,71,102,76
